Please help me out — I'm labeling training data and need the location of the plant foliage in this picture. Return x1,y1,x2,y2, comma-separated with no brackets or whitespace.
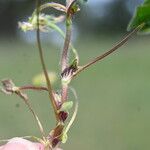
128,0,150,34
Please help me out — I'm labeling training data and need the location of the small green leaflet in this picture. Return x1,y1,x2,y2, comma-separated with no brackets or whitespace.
61,133,68,143
60,101,73,112
128,0,150,34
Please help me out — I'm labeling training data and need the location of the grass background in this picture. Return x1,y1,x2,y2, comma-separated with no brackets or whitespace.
0,34,150,150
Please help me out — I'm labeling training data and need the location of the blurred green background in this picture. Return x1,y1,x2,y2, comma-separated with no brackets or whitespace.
1,0,150,150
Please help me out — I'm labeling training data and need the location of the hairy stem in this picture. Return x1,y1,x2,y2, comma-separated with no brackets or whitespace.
61,22,72,72
61,19,72,102
73,23,145,78
36,0,59,122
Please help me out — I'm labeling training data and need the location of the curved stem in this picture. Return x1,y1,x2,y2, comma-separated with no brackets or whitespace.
23,97,46,140
63,87,78,135
36,0,59,122
40,2,66,12
72,23,145,78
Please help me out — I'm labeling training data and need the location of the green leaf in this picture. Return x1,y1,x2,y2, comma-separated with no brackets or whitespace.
71,58,78,69
144,0,150,5
61,133,68,143
128,1,150,34
60,101,73,111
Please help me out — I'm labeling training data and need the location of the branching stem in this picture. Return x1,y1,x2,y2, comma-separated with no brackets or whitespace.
72,23,145,78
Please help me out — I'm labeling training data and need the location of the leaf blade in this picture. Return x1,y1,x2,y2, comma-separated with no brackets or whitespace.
128,1,150,34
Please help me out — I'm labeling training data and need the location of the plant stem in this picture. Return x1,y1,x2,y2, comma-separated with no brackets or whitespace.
48,23,79,60
64,87,78,135
25,100,45,140
73,23,145,78
40,2,66,12
61,22,72,72
36,0,59,122
19,85,48,91
61,18,72,102
62,84,69,103
17,92,46,141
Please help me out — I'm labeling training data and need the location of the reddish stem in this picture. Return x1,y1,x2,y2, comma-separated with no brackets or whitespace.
19,85,48,91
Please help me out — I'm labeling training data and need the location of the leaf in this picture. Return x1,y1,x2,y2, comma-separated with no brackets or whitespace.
67,0,80,17
144,0,150,4
61,133,68,144
60,101,73,112
19,13,65,32
128,1,150,34
32,71,57,86
61,59,78,78
61,58,79,84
